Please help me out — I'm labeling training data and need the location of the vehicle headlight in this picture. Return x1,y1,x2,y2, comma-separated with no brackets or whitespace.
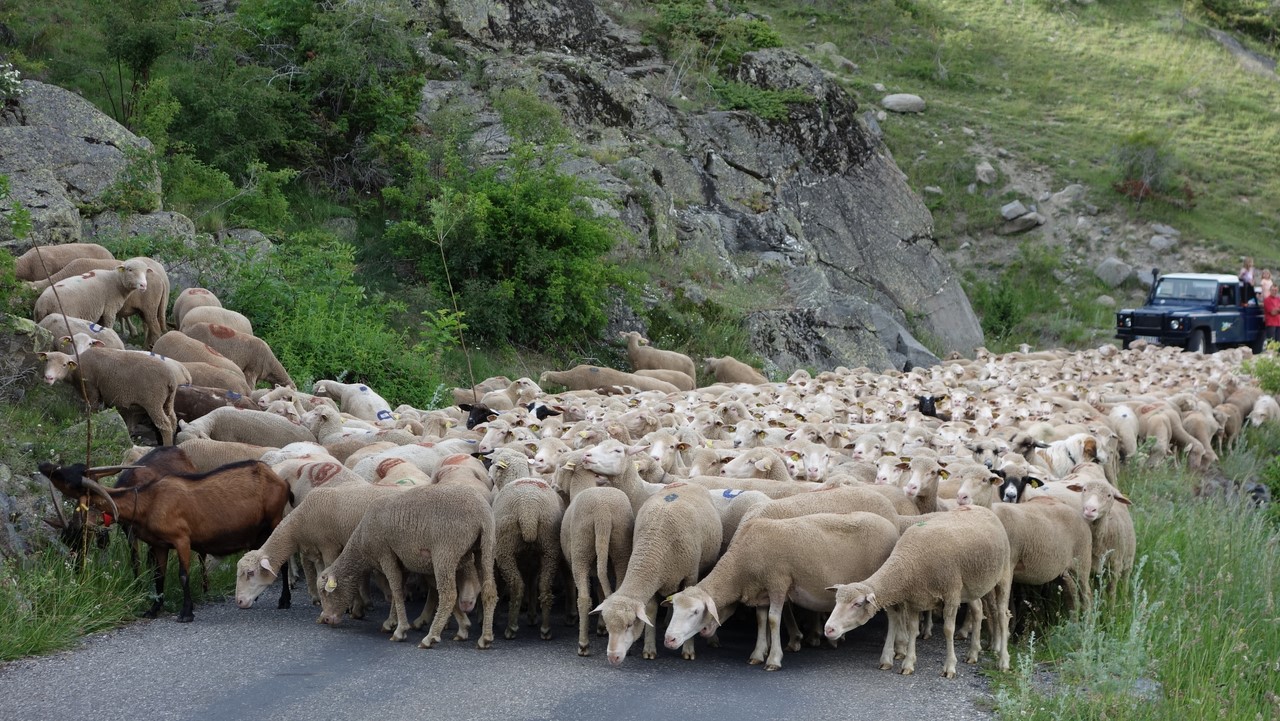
1117,314,1132,328
1169,319,1182,330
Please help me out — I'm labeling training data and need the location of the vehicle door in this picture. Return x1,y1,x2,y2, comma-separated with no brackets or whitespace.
1213,284,1247,344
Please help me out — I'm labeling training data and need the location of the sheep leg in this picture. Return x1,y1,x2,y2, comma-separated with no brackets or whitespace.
878,608,899,670
380,560,410,642
496,551,525,640
411,588,437,630
920,608,934,639
964,599,984,664
900,609,920,675
538,544,558,640
174,540,195,623
574,565,593,656
277,559,292,610
941,598,961,678
784,604,804,652
764,595,786,670
145,544,169,618
993,573,1012,672
421,555,460,649
749,607,768,665
641,597,659,660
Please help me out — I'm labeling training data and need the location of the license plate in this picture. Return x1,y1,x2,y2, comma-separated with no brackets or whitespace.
1137,336,1159,343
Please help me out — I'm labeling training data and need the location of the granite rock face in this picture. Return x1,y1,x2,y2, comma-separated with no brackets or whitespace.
425,1,984,370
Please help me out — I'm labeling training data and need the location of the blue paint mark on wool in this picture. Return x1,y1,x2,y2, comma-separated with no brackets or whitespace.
663,493,679,503
721,489,743,499
376,410,393,421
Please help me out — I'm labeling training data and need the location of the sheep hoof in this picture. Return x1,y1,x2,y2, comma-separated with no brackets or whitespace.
577,645,591,657
942,670,956,679
879,663,894,670
381,621,395,633
176,614,194,623
418,637,439,649
965,655,979,664
391,630,407,642
748,657,764,665
642,650,657,660
476,637,493,650
453,631,469,641
900,668,914,676
787,641,803,653
277,599,291,610
540,629,553,641
682,651,696,661
504,628,518,640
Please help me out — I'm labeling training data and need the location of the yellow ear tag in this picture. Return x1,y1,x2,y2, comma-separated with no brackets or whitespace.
633,461,641,471
324,577,337,592
497,461,508,469
564,461,576,471
704,440,713,448
578,431,590,438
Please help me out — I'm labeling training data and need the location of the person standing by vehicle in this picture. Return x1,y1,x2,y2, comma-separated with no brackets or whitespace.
1264,284,1280,344
1240,257,1256,304
1260,268,1273,301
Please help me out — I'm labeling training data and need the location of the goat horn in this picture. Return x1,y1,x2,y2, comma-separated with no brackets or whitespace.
80,478,120,520
46,478,68,529
84,465,141,481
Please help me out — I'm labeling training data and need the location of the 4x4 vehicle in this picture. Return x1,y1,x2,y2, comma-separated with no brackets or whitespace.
1115,272,1265,353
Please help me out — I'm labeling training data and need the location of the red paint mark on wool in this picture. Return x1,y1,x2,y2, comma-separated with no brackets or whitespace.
189,288,211,295
440,454,471,467
210,324,236,339
376,458,406,479
308,463,342,487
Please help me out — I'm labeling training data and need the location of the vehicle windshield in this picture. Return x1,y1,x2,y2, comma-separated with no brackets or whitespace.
1152,278,1217,301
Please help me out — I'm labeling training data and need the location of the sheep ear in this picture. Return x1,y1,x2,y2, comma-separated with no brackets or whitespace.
1034,441,1051,448
825,585,841,592
1026,477,1044,488
259,557,274,574
37,352,48,361
66,360,78,371
703,596,721,626
661,595,673,608
1113,491,1133,505
589,602,604,616
1065,483,1084,492
635,603,654,627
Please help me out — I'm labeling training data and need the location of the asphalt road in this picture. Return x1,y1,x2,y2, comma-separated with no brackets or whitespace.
0,584,997,721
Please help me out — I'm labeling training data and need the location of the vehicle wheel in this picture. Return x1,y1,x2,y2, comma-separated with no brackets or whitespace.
1251,334,1266,355
1121,339,1132,350
1186,329,1208,354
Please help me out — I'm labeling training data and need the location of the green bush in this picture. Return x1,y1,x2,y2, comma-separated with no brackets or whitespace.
384,135,627,348
1194,0,1280,49
1242,340,1280,393
1111,129,1193,207
711,80,812,120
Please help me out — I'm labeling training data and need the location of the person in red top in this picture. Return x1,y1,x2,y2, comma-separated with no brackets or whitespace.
1264,284,1280,343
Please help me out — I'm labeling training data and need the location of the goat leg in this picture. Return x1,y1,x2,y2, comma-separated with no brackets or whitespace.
145,545,168,618
175,541,195,623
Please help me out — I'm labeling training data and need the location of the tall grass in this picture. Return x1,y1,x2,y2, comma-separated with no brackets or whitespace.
994,437,1280,719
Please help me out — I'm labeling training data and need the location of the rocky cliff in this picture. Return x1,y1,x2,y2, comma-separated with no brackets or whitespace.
1,1,985,372
420,0,984,371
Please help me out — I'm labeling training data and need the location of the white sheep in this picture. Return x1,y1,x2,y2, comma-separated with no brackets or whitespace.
38,348,179,445
560,486,634,656
316,482,498,649
151,330,247,380
492,477,565,640
591,482,722,664
182,322,294,389
664,512,899,671
179,305,254,337
313,379,395,423
32,256,170,347
175,406,316,448
620,330,697,386
36,315,125,351
704,355,768,385
33,258,152,330
825,506,1012,678
171,287,223,328
15,242,114,281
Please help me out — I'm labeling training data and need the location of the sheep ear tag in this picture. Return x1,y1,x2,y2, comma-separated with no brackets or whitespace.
324,577,337,592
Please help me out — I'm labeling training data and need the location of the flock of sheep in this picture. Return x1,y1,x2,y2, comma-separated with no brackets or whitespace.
16,241,1280,677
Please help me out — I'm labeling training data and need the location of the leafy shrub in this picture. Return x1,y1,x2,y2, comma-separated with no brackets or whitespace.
0,61,24,102
649,1,783,67
384,132,627,348
964,242,1063,346
1111,130,1195,208
1194,0,1280,49
711,80,812,120
98,145,160,214
643,287,756,380
1241,340,1280,393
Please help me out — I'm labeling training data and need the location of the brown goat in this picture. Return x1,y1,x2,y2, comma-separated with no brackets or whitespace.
39,460,291,622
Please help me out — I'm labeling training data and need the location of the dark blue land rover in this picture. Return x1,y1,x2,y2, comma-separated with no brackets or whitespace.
1115,272,1265,353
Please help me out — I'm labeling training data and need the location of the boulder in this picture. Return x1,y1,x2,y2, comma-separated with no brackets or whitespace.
1049,184,1086,205
84,210,196,243
1096,295,1116,308
975,161,997,185
1149,234,1177,251
881,93,926,113
0,81,159,249
1095,257,1134,288
997,212,1045,235
1000,200,1029,220
1151,222,1181,237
